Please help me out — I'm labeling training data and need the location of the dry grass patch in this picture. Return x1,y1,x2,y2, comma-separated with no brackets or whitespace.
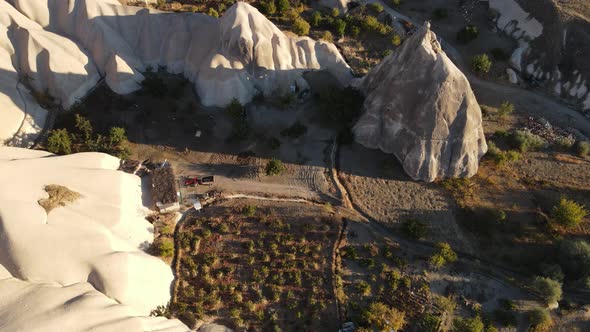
38,184,82,213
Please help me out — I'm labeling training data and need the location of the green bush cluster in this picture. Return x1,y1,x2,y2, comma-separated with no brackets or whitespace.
402,219,428,239
472,54,492,74
552,198,587,228
266,158,285,176
576,140,590,157
509,130,545,152
429,242,457,269
486,142,521,166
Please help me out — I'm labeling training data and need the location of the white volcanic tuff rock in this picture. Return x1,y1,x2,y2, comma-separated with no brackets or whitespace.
353,23,487,182
0,148,176,318
6,0,352,105
0,266,189,332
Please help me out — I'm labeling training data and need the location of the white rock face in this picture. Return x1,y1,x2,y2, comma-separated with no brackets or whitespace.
0,148,188,331
0,0,352,145
353,23,487,182
489,0,543,41
507,68,519,84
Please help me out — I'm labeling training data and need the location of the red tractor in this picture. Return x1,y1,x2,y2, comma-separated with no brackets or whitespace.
184,176,199,187
183,175,215,187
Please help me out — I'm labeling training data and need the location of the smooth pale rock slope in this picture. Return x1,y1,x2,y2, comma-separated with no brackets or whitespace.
0,0,352,146
0,147,190,332
353,23,487,182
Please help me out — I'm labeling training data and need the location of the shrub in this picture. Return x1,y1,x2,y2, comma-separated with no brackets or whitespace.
331,7,340,17
510,130,545,152
451,316,484,332
207,7,219,18
75,113,93,145
360,15,390,35
532,276,562,305
243,205,257,217
334,18,346,37
491,48,509,61
552,198,587,228
457,25,479,43
369,3,384,13
362,302,406,331
432,8,448,19
559,239,590,281
429,242,457,269
472,54,492,74
280,122,307,138
528,308,553,332
155,238,175,258
497,101,514,121
391,34,402,46
276,0,289,13
486,142,520,166
402,219,428,239
391,0,401,6
260,0,276,15
418,313,441,332
576,141,590,157
310,11,321,26
350,25,361,37
47,129,72,155
355,280,371,295
292,17,310,36
266,158,285,176
321,30,334,42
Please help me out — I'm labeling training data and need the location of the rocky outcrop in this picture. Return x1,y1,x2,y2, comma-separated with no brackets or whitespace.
0,0,352,146
353,23,487,182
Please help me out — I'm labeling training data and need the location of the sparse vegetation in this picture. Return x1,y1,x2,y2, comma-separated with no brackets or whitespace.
510,130,545,152
266,158,285,176
472,54,492,74
497,101,514,121
38,184,82,213
551,198,587,228
457,25,479,44
361,302,406,331
528,307,553,332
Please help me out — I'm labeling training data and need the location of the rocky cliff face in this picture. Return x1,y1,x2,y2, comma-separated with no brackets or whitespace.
353,23,487,182
0,0,352,146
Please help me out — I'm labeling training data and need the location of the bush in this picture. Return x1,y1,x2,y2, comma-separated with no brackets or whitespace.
429,242,457,269
451,316,484,332
497,101,514,121
355,280,372,295
528,308,553,332
491,48,509,61
266,158,285,176
391,34,402,46
276,0,289,13
334,18,346,37
155,238,175,258
207,7,219,18
457,25,479,44
472,54,492,74
362,302,406,331
331,7,340,17
321,30,334,42
552,198,587,228
350,25,361,37
510,130,545,152
532,276,562,305
243,205,257,217
368,3,384,13
280,122,307,138
260,0,276,15
402,219,428,239
559,239,590,281
292,17,310,36
432,8,448,19
576,140,590,157
360,15,390,35
47,129,72,155
486,142,520,166
310,11,321,26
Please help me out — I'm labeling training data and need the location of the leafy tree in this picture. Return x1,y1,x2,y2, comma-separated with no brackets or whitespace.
266,158,285,176
472,54,492,74
497,101,514,121
528,308,553,332
155,238,175,258
457,25,479,43
47,129,72,155
74,114,93,145
260,0,276,15
576,141,590,157
451,316,484,332
559,239,590,281
402,219,428,239
430,242,457,269
334,19,346,37
276,0,290,14
532,276,562,305
552,198,587,228
292,17,310,36
331,8,340,17
310,11,322,27
391,34,402,46
321,30,334,42
362,302,406,331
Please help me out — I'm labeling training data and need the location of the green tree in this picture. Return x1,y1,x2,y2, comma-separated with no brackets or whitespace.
109,127,127,146
391,34,402,46
451,316,484,332
207,7,219,18
362,302,406,331
429,242,457,269
497,101,514,121
310,11,321,26
266,158,285,176
331,7,340,17
47,129,72,155
292,17,310,36
457,25,479,43
334,18,346,38
276,0,290,14
472,54,492,74
402,219,428,239
155,238,174,258
559,239,590,281
552,198,587,228
532,276,562,305
528,308,553,332
260,0,276,15
74,114,93,145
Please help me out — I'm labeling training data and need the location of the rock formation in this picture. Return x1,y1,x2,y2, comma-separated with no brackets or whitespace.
353,23,487,182
0,0,352,146
0,147,189,331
